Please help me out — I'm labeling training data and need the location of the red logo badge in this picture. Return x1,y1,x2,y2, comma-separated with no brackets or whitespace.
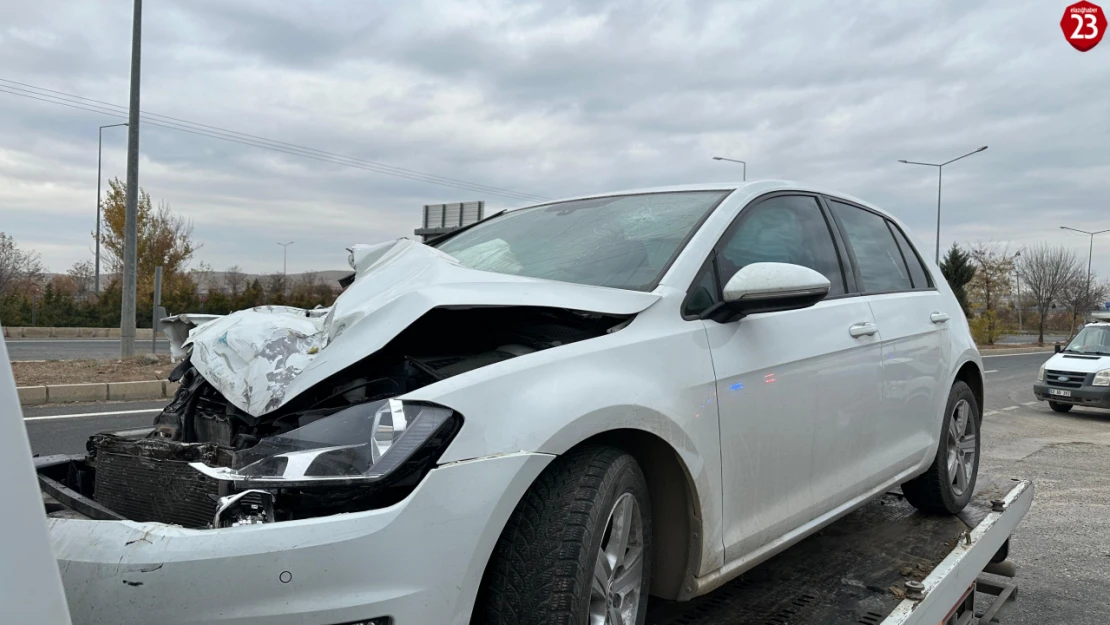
1061,1,1106,51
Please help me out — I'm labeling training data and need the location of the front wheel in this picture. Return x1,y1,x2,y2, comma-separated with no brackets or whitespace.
476,445,653,625
903,381,980,514
1049,401,1073,413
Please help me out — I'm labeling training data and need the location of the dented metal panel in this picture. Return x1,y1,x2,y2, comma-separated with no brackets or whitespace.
170,238,660,416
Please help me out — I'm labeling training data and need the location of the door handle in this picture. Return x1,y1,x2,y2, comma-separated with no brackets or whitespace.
849,322,879,338
930,312,950,324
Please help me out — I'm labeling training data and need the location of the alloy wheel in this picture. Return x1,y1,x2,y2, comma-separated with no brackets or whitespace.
946,399,977,497
588,492,645,625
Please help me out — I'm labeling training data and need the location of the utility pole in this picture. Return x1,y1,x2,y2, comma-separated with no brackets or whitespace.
278,241,293,297
898,146,988,265
120,0,142,358
96,122,127,295
152,266,162,355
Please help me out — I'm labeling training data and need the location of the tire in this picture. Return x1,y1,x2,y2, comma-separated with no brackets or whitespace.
902,381,980,514
476,445,653,625
1049,401,1073,413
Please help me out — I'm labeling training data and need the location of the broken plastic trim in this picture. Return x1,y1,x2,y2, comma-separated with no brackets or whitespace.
190,399,459,489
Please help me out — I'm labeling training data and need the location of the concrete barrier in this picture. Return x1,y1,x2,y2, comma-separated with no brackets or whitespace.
22,327,53,338
47,383,108,403
17,386,48,406
53,327,80,338
107,380,164,401
164,381,180,398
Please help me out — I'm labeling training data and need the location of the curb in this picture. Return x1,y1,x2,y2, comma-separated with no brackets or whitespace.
979,346,1057,356
4,327,155,339
17,380,178,406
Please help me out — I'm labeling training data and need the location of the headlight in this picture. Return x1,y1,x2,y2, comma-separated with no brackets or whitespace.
1094,369,1110,387
190,398,461,488
1038,364,1045,382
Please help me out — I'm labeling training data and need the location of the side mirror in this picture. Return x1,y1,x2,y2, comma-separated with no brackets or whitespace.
710,262,830,321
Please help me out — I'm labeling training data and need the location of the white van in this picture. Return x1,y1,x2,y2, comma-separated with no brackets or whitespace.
1034,322,1110,412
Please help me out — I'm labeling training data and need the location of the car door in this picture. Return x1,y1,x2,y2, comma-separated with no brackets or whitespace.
686,194,885,562
826,199,951,478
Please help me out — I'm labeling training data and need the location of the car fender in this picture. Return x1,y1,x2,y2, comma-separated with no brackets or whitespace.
403,311,725,575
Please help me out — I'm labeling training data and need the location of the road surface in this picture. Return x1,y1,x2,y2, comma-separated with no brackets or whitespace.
5,338,170,361
19,351,1110,624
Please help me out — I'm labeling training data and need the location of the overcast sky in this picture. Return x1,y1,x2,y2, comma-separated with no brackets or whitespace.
1,0,1107,280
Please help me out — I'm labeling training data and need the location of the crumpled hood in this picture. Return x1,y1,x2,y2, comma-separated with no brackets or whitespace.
176,238,660,416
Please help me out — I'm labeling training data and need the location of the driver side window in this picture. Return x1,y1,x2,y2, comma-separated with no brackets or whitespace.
684,195,847,317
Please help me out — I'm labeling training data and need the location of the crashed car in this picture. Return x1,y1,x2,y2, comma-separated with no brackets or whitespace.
37,181,984,625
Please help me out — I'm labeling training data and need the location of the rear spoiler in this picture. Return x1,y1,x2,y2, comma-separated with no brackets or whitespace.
159,312,223,360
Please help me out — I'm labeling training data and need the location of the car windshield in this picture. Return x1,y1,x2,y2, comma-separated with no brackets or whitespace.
432,190,730,291
1064,325,1110,355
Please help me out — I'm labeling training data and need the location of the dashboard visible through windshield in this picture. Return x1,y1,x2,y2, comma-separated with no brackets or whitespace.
432,190,730,291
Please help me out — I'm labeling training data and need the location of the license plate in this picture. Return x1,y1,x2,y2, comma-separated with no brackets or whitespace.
1050,389,1072,397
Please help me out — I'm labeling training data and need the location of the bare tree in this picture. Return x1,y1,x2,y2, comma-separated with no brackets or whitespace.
263,272,286,301
1016,244,1080,345
0,232,44,296
1061,273,1110,338
189,262,221,296
66,260,96,297
225,265,247,297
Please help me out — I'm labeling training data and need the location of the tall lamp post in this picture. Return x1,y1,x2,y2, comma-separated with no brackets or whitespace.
711,156,746,181
898,145,988,265
96,123,128,295
1060,226,1110,324
278,241,294,296
1013,249,1023,333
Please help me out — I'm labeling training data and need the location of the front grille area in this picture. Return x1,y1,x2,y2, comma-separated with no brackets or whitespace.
94,452,221,528
1045,370,1089,389
90,434,233,528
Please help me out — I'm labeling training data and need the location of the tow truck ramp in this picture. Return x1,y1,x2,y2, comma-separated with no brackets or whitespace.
646,476,1033,625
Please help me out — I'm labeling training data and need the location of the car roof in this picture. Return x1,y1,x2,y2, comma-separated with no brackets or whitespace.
507,180,893,219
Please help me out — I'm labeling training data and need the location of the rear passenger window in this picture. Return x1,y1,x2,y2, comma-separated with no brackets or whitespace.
887,223,932,289
828,200,912,293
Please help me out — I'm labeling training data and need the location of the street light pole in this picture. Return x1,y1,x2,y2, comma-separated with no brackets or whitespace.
1061,226,1110,324
711,156,746,181
278,242,293,297
96,123,128,295
898,145,988,265
120,0,143,358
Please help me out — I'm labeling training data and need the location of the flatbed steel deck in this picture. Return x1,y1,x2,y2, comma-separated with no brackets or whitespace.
646,476,1033,625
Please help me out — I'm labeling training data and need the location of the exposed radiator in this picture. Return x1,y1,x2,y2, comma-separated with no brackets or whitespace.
90,435,232,529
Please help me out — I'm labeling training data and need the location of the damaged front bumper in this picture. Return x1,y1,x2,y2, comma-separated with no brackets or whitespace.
41,452,553,625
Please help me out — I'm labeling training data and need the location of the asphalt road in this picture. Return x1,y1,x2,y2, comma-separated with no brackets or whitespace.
5,338,170,361
22,400,168,456
18,350,1109,624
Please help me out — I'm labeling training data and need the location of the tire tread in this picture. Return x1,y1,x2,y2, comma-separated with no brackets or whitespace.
902,381,979,514
477,445,649,625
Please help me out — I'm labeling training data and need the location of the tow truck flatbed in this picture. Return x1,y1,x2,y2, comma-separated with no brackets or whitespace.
646,476,1033,625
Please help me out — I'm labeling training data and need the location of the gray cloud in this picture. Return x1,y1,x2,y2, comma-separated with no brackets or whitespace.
0,0,1107,281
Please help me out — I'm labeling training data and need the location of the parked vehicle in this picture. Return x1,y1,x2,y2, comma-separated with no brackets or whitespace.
1034,321,1110,412
38,181,987,625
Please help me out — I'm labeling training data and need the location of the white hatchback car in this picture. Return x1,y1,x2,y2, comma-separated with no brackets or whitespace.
38,181,984,625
